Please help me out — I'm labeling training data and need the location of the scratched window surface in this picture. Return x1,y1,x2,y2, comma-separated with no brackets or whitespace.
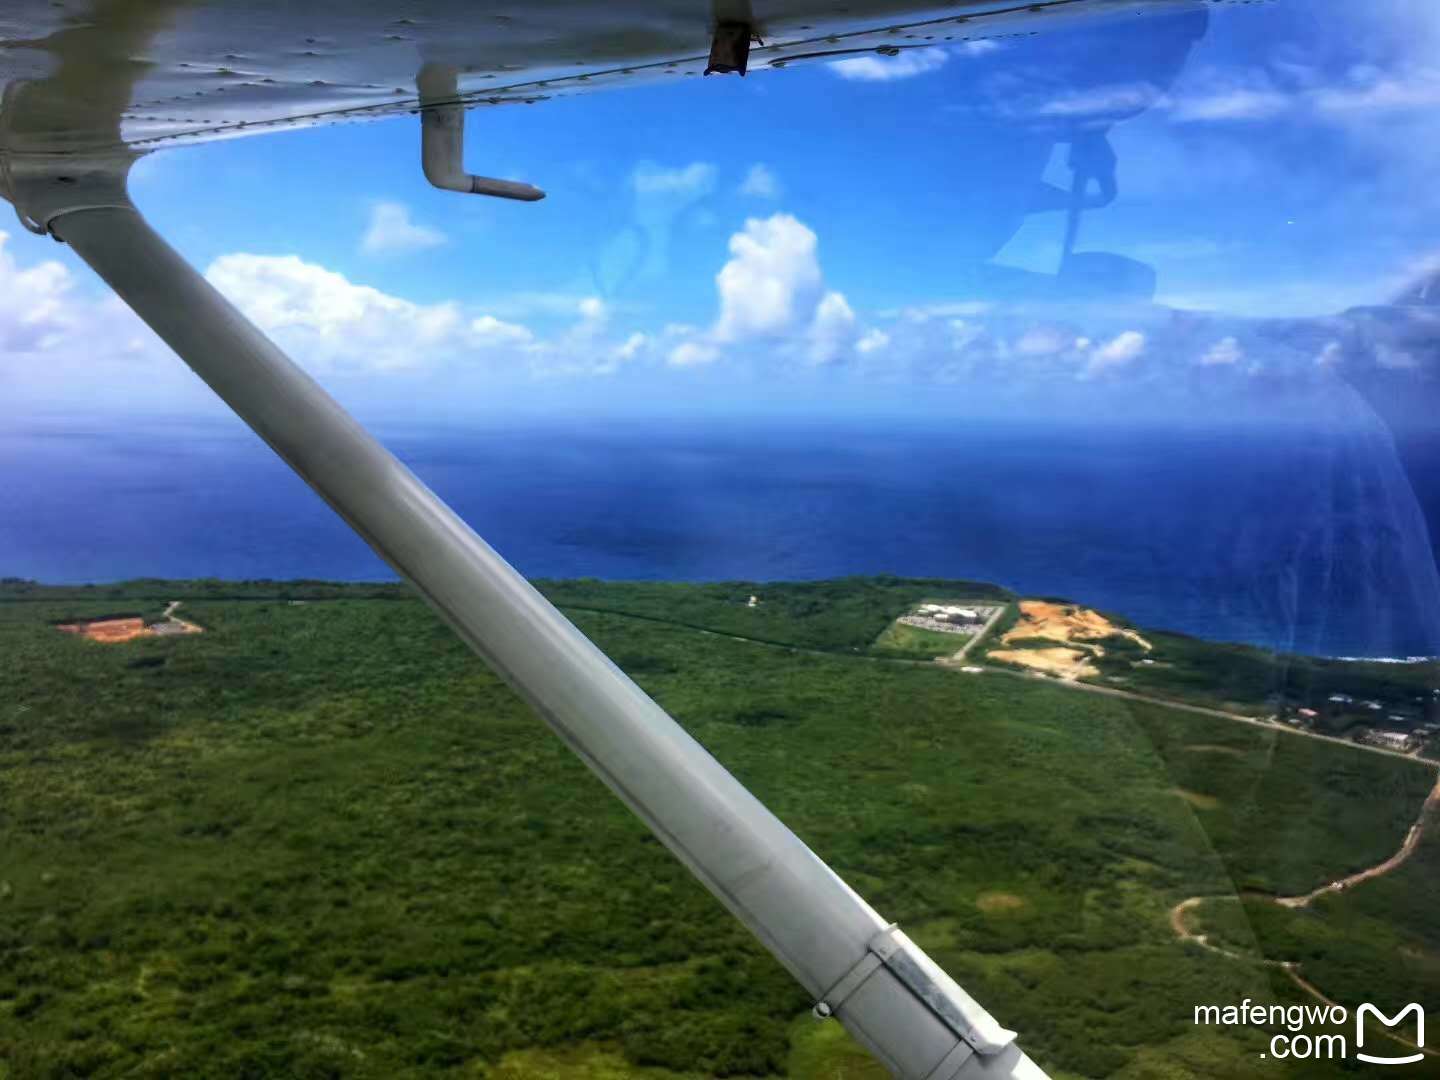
2,1,1438,1077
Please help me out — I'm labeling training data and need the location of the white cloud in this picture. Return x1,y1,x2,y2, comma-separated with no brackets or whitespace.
831,47,948,83
205,256,635,379
739,163,781,199
0,232,79,354
1315,341,1344,369
1014,326,1072,357
887,300,994,323
1198,336,1244,366
660,212,863,367
668,341,720,367
1312,69,1440,114
0,230,209,412
856,328,891,355
1012,65,1440,131
632,161,717,197
1170,87,1289,123
360,202,447,256
614,332,648,362
713,213,824,343
468,314,534,348
474,290,611,319
806,291,858,365
206,253,465,372
1083,330,1146,378
1032,82,1163,120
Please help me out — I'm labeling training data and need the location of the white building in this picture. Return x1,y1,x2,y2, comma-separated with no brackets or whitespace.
1368,730,1414,751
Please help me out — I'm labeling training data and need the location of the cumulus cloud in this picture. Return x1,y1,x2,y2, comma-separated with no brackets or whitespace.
1199,336,1244,366
202,255,643,378
1083,330,1146,378
206,253,466,372
739,163,781,199
631,161,717,197
659,213,862,367
831,47,948,83
0,230,200,411
0,232,82,354
713,213,824,343
360,202,447,256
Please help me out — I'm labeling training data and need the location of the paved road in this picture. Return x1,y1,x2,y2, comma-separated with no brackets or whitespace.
981,664,1435,766
556,601,1436,767
946,603,1009,664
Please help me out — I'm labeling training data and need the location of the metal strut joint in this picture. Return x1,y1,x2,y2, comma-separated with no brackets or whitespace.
815,924,1018,1076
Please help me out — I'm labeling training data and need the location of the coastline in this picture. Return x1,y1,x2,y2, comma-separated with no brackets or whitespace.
4,573,1437,665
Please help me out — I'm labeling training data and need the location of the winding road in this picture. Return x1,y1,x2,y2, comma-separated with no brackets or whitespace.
1168,773,1440,1056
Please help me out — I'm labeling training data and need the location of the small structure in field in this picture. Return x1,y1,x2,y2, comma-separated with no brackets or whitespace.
56,603,203,644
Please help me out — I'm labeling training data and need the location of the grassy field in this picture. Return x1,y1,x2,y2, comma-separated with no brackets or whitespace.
2,579,1437,1078
870,622,967,660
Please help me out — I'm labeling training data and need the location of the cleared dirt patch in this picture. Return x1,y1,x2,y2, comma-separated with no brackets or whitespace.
1172,788,1220,811
989,646,1100,681
57,617,154,644
1001,600,1152,654
976,891,1027,914
56,603,203,645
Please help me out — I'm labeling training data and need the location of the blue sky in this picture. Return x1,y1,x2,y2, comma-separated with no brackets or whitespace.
4,0,1440,425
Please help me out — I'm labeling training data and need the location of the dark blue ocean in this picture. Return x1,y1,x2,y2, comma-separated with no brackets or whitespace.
4,416,1439,659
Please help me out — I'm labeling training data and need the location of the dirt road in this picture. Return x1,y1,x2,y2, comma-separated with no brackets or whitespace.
1275,773,1440,908
985,665,1433,766
1168,774,1440,1056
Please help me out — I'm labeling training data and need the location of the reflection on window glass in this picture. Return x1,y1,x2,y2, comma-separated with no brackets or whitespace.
2,1,1438,1077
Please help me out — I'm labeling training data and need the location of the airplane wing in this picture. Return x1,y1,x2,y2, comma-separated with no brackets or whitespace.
2,0,1191,154
0,4,1201,1077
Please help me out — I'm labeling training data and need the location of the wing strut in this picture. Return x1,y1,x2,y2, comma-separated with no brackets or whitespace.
6,154,1048,1080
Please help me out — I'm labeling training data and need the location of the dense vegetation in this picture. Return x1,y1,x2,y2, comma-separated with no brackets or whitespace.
1187,795,1440,1066
1084,623,1437,725
2,578,1437,1078
537,576,1012,654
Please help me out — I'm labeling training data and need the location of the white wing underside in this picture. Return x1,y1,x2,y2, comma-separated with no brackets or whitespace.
0,0,1191,156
